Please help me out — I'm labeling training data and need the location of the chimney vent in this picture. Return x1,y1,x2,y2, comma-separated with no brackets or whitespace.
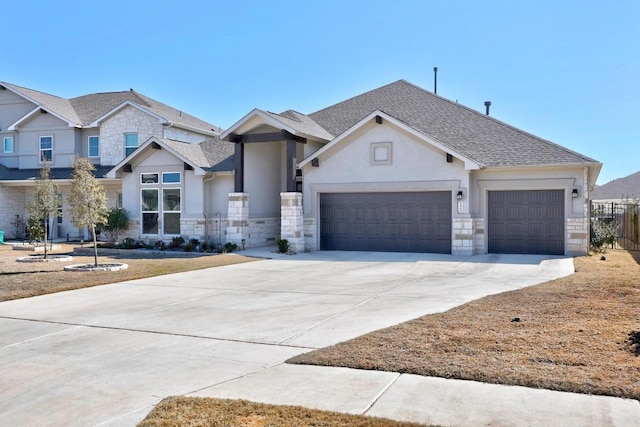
484,101,491,115
433,67,438,94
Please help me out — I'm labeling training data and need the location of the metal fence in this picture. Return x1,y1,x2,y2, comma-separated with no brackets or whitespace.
591,202,640,251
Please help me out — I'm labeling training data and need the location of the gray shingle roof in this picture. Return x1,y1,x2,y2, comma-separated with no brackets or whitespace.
266,110,333,141
2,82,81,124
154,137,234,172
1,81,220,135
309,80,599,168
591,171,640,201
0,165,113,181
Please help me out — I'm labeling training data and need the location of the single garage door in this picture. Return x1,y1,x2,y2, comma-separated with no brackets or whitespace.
320,191,451,253
488,190,564,255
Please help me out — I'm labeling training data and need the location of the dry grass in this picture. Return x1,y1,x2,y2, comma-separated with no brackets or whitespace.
138,397,429,427
289,250,640,401
0,243,255,302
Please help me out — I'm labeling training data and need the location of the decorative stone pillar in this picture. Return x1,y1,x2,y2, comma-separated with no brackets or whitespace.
226,193,249,246
280,192,304,253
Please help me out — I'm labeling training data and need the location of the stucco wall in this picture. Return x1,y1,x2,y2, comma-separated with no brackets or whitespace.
245,141,282,217
163,127,209,143
16,113,77,169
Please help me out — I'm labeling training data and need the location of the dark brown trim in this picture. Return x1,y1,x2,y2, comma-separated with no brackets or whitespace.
123,163,132,173
230,130,306,144
375,115,383,124
184,162,193,171
151,142,162,149
286,140,297,192
234,142,244,192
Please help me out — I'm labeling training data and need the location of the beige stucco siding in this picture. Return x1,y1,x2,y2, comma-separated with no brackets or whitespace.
16,114,77,169
245,141,282,217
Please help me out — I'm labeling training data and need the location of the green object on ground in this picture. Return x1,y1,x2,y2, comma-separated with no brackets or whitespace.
0,230,4,244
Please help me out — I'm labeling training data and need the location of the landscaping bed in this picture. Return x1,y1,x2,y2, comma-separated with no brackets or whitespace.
288,250,640,401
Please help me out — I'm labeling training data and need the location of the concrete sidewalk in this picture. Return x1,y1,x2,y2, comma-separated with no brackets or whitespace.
193,363,640,427
1,250,638,426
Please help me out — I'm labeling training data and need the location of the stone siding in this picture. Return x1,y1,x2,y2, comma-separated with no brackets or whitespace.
452,217,474,255
567,217,589,255
0,187,26,239
280,192,304,252
304,217,317,252
100,106,163,165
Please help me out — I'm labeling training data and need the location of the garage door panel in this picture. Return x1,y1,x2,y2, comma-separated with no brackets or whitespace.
488,190,564,255
320,192,452,253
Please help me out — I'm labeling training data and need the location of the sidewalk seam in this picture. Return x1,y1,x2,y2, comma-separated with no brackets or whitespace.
362,372,402,415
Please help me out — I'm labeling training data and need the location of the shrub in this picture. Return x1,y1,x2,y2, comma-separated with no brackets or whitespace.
171,236,185,249
182,242,195,252
224,242,238,253
591,220,619,252
155,240,167,251
277,239,289,253
100,207,129,244
200,241,210,252
121,237,140,249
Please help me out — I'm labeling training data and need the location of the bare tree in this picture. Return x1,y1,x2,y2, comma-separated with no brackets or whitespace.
69,156,108,267
26,162,59,259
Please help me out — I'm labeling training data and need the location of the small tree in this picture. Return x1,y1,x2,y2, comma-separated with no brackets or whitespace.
591,220,619,253
26,163,59,258
69,156,108,266
100,207,130,245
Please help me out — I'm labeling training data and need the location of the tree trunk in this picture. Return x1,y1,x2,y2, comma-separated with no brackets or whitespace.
91,225,99,267
43,217,48,259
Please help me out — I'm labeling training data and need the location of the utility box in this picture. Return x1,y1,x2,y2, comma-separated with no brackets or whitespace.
0,230,4,244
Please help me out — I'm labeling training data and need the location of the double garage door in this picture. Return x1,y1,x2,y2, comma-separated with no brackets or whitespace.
319,189,565,255
320,191,452,253
488,190,565,255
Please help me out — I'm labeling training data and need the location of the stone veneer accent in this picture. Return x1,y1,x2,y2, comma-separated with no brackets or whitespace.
473,218,486,254
567,217,589,255
0,187,26,239
100,106,163,165
226,193,249,245
304,217,317,252
452,217,474,255
280,192,304,252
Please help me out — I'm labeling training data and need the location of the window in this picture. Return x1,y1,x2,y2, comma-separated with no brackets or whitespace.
40,136,53,162
141,189,159,234
125,133,138,157
3,136,13,153
162,172,181,184
88,136,100,157
141,173,159,184
163,188,181,234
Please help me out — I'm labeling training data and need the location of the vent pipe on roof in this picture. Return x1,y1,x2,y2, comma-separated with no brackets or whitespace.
484,101,491,115
433,67,438,94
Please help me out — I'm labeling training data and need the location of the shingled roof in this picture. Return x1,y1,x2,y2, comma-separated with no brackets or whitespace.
151,137,234,172
1,82,219,135
308,80,599,168
0,164,113,181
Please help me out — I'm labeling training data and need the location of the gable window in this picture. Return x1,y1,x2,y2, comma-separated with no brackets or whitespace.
40,136,53,162
125,133,138,157
3,136,13,153
162,172,181,184
88,136,100,157
141,173,159,184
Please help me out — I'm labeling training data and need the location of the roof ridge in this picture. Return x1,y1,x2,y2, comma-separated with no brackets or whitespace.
401,79,599,164
309,79,405,116
1,81,68,101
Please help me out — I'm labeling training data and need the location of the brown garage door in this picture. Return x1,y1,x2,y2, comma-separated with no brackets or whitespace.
488,190,565,255
320,191,451,253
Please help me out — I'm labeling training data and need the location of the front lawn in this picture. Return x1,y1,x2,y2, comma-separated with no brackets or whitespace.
289,250,640,401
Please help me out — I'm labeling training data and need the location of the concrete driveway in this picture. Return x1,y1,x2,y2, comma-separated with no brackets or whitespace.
0,251,583,425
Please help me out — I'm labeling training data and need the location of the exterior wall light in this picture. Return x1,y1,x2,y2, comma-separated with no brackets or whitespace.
457,190,464,200
572,188,579,198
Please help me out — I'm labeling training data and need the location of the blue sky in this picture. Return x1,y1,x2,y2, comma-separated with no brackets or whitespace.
4,0,637,184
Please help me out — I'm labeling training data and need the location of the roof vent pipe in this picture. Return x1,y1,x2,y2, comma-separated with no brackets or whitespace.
433,67,438,94
484,101,491,115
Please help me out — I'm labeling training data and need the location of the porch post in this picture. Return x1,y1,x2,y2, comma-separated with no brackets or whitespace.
234,142,244,192
281,192,304,253
286,140,297,192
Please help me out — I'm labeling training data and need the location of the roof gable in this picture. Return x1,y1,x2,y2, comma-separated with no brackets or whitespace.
309,80,599,168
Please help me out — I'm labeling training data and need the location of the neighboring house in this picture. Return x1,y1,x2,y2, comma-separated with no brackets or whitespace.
0,81,220,240
110,79,601,256
591,170,640,203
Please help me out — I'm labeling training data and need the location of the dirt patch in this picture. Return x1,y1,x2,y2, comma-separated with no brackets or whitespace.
138,397,430,427
289,250,640,401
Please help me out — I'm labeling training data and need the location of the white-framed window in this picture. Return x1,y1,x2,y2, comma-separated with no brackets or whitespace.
125,133,138,157
162,188,181,235
141,188,159,234
40,136,53,162
3,136,13,153
370,142,392,165
88,136,100,157
162,172,181,184
141,173,159,184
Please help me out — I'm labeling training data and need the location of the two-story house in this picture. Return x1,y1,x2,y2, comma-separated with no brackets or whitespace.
0,82,221,241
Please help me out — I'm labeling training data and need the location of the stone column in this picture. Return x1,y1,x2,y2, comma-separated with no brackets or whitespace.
280,192,304,253
226,193,249,246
